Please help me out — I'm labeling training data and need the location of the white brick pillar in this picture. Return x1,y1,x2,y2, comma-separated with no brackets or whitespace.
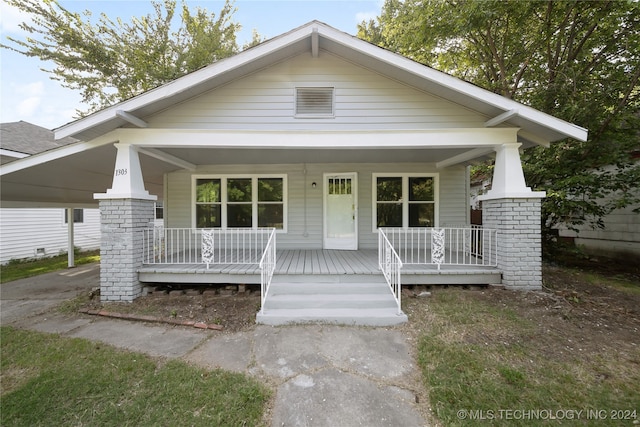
479,142,545,290
98,198,155,301
95,143,156,302
482,198,543,290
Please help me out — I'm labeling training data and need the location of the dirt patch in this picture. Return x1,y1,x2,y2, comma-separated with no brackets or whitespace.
399,261,640,367
80,285,262,333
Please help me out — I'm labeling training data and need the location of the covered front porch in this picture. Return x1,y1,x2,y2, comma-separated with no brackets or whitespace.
135,226,500,325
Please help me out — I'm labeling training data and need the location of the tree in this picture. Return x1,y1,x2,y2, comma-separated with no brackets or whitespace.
2,0,241,115
359,0,640,241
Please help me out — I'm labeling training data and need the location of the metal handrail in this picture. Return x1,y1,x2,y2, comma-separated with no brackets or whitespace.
258,228,277,313
378,229,403,315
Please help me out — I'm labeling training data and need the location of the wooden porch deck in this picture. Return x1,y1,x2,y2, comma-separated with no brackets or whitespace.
138,249,501,285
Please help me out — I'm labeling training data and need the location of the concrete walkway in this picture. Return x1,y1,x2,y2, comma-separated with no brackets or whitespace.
1,264,429,426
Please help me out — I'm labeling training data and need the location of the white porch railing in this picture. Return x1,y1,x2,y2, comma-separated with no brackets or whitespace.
379,227,497,269
378,230,403,315
142,227,275,265
142,227,277,313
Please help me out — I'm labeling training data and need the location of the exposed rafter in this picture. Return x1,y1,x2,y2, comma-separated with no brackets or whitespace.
485,109,518,127
436,147,495,169
137,147,196,171
518,130,551,148
116,110,148,128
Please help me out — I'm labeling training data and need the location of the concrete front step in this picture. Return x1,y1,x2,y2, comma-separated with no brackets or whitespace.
256,280,408,326
256,308,408,326
264,293,398,310
267,281,391,296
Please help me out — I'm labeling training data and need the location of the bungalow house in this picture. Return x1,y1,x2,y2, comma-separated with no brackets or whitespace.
0,121,100,265
0,22,587,325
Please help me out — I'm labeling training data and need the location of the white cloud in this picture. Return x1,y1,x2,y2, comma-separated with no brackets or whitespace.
22,81,45,96
0,0,33,35
17,96,41,116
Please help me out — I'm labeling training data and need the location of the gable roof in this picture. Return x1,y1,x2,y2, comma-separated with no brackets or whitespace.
1,121,77,155
56,20,587,145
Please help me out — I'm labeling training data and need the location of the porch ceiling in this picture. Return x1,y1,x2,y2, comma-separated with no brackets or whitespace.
0,144,171,207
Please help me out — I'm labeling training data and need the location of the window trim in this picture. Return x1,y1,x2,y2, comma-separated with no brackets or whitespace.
371,173,439,231
192,174,287,232
294,86,335,118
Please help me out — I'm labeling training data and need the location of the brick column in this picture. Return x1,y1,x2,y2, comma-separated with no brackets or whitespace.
482,198,543,290
99,198,155,302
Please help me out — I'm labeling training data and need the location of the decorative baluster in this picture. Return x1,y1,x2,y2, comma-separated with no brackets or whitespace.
202,229,215,269
431,228,445,270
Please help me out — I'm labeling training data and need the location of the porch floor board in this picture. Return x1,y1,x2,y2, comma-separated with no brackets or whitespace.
138,249,501,285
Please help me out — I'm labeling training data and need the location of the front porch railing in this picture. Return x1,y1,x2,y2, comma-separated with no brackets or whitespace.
379,227,497,269
378,230,403,315
142,227,277,314
142,227,275,265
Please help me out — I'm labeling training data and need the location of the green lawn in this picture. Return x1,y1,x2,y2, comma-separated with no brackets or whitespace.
408,275,640,426
0,250,100,283
0,326,271,427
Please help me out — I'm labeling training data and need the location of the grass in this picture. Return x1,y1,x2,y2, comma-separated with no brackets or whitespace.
0,250,100,284
409,287,640,426
0,326,271,427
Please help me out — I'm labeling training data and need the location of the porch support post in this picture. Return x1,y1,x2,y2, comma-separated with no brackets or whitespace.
479,143,545,290
95,143,156,302
66,207,75,268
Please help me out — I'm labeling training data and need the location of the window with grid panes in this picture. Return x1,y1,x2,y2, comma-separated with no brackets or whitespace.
374,175,436,228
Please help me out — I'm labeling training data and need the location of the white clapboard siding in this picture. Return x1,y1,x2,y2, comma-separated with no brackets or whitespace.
0,208,101,264
166,163,467,250
147,52,485,130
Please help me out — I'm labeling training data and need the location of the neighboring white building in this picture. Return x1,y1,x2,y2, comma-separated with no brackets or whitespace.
0,121,101,264
558,156,640,259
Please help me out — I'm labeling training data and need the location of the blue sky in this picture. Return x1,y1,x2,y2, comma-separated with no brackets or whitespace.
0,0,382,129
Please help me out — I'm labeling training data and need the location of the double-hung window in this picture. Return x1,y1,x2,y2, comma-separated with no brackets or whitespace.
373,174,438,229
64,208,84,224
195,175,286,230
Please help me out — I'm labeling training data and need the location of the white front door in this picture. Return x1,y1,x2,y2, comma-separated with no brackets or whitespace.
323,173,358,250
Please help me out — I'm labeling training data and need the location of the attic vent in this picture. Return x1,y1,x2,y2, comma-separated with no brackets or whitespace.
295,87,334,117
